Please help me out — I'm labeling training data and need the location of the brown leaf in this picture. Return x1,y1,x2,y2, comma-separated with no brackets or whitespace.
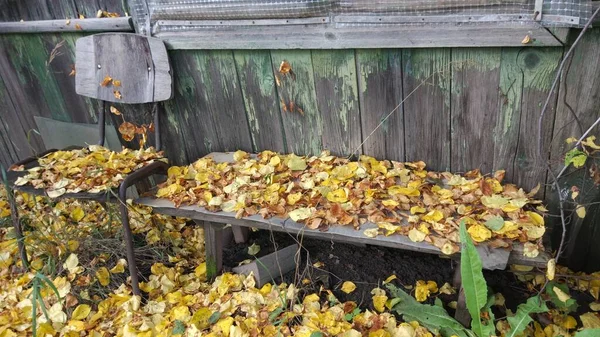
113,90,122,99
109,106,121,116
113,80,121,87
479,179,493,196
100,75,112,87
68,64,76,76
279,61,292,74
590,164,600,185
75,23,82,30
148,122,155,132
118,122,136,141
494,170,506,183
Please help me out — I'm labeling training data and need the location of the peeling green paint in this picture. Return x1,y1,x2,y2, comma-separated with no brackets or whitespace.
518,48,562,91
404,49,452,108
497,49,522,136
7,34,70,121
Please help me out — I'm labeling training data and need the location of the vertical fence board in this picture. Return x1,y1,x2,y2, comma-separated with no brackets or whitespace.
270,50,322,156
450,48,502,173
312,50,362,157
512,48,561,192
403,49,451,170
356,49,403,161
0,74,22,167
167,50,253,162
233,50,286,153
0,0,78,21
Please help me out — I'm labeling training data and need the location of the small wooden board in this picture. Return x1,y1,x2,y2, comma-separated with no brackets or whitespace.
76,33,172,104
136,152,550,270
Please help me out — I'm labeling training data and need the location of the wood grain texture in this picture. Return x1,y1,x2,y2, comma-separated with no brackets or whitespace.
0,75,21,167
510,48,561,192
76,33,172,104
450,48,502,173
356,49,403,161
157,24,562,50
271,50,323,156
312,50,361,157
167,50,253,161
0,0,78,21
403,49,451,170
0,18,133,33
233,50,286,153
232,244,298,286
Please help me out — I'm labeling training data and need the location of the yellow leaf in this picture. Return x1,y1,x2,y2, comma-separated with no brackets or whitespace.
546,259,556,281
233,150,248,162
248,243,260,255
576,205,586,218
70,207,85,221
481,195,509,209
589,302,600,311
71,304,91,320
63,254,80,274
48,303,67,323
580,312,600,329
415,281,431,302
216,317,234,337
363,228,379,238
326,188,348,203
341,281,357,294
467,224,492,242
110,259,126,274
287,192,302,205
191,308,212,330
422,210,443,223
527,211,545,226
408,228,426,242
287,154,307,171
382,199,399,207
289,208,313,222
560,315,577,330
553,286,571,303
172,305,191,321
388,186,420,197
521,35,531,44
566,137,578,144
383,274,397,284
439,282,456,295
372,295,388,312
410,206,426,214
523,242,539,258
95,267,110,286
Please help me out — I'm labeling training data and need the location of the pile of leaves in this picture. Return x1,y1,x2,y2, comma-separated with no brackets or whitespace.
156,150,546,256
11,145,166,198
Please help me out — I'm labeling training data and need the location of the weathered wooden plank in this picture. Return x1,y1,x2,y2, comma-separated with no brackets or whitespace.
356,49,403,161
270,50,323,156
76,33,172,104
0,75,21,167
0,18,133,33
450,48,502,173
233,50,286,153
74,0,129,18
403,49,451,170
166,50,253,161
0,0,78,21
232,244,299,287
157,24,562,50
510,48,561,192
312,50,361,157
197,221,225,280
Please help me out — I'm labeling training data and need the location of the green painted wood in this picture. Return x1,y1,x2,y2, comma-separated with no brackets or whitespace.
356,49,403,161
270,50,322,156
0,73,22,167
450,48,502,173
233,50,286,153
312,50,361,157
167,50,253,162
403,49,451,170
74,0,128,18
0,0,78,21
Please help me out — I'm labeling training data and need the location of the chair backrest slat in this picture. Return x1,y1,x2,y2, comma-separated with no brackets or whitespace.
75,33,172,104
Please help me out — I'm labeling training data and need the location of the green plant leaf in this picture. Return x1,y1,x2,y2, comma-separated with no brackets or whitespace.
387,284,467,333
208,311,221,324
310,332,324,337
575,329,600,337
459,222,494,337
36,272,63,302
565,148,587,168
506,296,548,337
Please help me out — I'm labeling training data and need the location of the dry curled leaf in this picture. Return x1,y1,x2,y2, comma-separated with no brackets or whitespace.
68,64,76,76
75,23,82,30
118,121,136,142
100,75,112,87
110,106,121,116
521,35,531,44
113,80,121,87
114,90,122,99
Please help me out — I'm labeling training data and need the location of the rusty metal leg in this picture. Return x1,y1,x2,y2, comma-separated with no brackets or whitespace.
9,194,28,268
119,184,140,296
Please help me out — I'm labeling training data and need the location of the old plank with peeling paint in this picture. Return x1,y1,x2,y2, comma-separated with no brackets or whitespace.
355,49,403,161
403,49,451,170
450,48,502,173
233,50,286,153
271,50,323,156
312,50,362,157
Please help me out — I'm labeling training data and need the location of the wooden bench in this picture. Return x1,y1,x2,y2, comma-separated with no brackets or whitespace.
137,152,550,280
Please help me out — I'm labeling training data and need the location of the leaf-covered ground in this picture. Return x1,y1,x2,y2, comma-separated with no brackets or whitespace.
1,189,600,337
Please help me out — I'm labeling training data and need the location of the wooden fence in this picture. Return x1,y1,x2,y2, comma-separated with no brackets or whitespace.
1,0,600,270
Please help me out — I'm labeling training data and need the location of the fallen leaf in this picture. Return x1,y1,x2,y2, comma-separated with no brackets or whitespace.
408,228,426,242
553,286,571,303
100,75,112,87
521,35,531,44
114,90,122,99
95,267,110,286
75,23,82,30
547,258,556,281
289,208,312,222
576,205,586,218
110,106,121,116
341,281,356,294
247,243,260,256
71,304,91,320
